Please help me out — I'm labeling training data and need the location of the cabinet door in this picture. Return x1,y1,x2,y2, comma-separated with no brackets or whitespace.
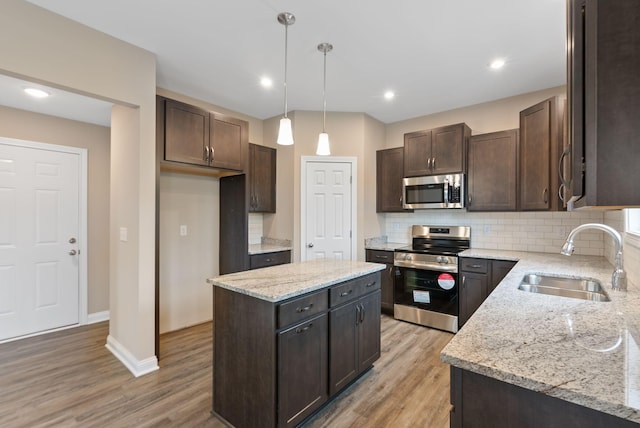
431,124,467,174
210,113,247,171
358,291,381,372
249,143,276,213
519,98,563,211
164,99,209,166
376,148,407,212
278,313,328,428
403,130,432,177
468,130,518,211
329,300,359,395
490,260,516,294
459,272,488,327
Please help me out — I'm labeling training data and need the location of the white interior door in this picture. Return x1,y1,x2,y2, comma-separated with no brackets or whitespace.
303,160,354,260
0,139,81,341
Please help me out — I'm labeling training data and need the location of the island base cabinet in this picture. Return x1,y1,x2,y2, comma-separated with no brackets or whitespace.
329,290,381,395
278,314,328,428
450,367,638,428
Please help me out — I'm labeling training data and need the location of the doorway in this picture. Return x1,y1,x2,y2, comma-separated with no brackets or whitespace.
0,137,87,342
301,157,357,261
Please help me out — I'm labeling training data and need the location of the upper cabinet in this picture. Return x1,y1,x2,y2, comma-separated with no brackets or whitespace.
467,130,519,211
567,0,640,208
518,96,565,211
158,96,248,174
249,143,276,213
404,123,470,177
376,147,410,212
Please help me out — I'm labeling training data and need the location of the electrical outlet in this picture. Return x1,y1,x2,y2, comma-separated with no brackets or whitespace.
180,225,188,236
483,225,491,234
558,226,567,238
393,223,400,232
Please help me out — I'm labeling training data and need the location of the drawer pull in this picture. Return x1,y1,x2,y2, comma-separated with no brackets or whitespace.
295,324,312,334
365,281,377,288
296,304,313,313
265,258,272,262
375,255,387,259
340,290,353,297
469,264,482,269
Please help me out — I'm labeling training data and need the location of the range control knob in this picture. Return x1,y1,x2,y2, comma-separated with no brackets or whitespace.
436,256,444,263
442,257,450,264
406,255,412,261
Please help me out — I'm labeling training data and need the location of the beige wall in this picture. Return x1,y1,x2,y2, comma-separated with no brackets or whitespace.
2,0,158,366
385,86,566,148
0,105,111,315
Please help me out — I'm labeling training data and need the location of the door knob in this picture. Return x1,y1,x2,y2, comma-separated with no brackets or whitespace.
307,243,314,248
69,237,76,244
69,249,77,255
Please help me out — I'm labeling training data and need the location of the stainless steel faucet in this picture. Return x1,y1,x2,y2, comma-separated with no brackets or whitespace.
561,223,626,291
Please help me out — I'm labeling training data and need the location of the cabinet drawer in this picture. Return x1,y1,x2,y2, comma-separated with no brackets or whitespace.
250,250,291,270
365,249,394,264
460,258,489,274
278,290,328,329
329,273,380,307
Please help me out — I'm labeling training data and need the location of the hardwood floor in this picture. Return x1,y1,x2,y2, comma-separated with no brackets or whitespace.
0,316,453,427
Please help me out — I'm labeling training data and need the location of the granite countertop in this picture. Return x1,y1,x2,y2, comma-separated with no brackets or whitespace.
248,243,292,255
442,248,640,423
364,236,407,251
207,258,386,302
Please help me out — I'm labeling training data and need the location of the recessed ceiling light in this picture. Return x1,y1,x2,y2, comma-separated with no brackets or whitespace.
260,77,273,88
23,87,50,98
384,91,395,100
490,59,506,70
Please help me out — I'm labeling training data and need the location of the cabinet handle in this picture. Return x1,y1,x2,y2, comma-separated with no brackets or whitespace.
462,275,466,289
340,290,353,297
468,194,472,206
432,157,436,170
265,258,272,262
296,303,313,313
469,264,482,269
360,303,365,323
427,157,432,169
355,305,361,325
558,183,566,203
210,147,215,160
365,281,377,288
374,255,386,260
558,144,571,187
543,188,548,204
255,195,259,208
204,146,209,161
295,323,312,334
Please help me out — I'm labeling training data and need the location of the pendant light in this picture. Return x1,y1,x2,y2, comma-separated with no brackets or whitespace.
277,12,295,146
316,43,333,156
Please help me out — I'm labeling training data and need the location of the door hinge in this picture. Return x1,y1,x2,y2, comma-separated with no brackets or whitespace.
350,230,352,238
350,176,352,184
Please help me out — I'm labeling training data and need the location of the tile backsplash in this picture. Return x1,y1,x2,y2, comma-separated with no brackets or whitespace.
248,213,263,245
384,210,609,256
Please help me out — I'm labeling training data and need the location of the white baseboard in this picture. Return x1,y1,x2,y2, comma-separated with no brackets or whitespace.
88,310,110,324
105,334,159,378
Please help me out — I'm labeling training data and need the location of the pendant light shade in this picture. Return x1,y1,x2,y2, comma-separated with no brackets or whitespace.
316,43,333,155
277,12,295,146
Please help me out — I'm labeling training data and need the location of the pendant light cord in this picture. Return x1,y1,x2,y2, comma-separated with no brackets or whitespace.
283,21,289,119
322,49,327,132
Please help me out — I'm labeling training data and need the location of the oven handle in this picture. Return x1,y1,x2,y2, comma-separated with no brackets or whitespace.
394,260,458,273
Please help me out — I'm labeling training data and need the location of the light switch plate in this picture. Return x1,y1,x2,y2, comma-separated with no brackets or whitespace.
119,227,127,242
180,225,188,236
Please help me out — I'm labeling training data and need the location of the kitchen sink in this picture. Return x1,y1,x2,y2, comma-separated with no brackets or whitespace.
518,274,610,302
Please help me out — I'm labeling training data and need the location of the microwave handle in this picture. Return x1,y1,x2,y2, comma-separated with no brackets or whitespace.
443,179,449,207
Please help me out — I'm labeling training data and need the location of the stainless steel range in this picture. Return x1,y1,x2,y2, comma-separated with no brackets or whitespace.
394,225,470,333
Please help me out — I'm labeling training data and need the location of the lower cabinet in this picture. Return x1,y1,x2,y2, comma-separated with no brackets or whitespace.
278,313,328,427
329,290,381,395
459,258,516,328
450,367,638,428
213,272,381,428
365,249,394,314
250,250,291,270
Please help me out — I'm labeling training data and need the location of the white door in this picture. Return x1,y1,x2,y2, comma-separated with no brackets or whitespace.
303,160,354,260
0,140,80,341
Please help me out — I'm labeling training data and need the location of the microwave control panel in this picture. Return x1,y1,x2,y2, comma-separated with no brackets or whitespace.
449,184,461,203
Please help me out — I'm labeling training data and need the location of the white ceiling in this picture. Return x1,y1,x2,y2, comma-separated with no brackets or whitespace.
14,0,567,126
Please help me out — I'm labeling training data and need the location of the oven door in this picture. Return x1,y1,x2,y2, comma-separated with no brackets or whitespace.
394,266,458,316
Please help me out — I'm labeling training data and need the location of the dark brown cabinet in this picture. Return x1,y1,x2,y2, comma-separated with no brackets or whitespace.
459,258,516,328
567,0,640,209
404,123,470,177
329,282,381,395
518,97,565,211
213,272,381,428
376,147,408,212
450,367,638,428
158,96,248,173
249,143,276,213
365,249,394,314
249,250,290,270
467,130,519,211
277,313,328,428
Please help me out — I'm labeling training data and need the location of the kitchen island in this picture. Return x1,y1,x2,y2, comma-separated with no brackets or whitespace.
207,258,385,428
442,249,640,427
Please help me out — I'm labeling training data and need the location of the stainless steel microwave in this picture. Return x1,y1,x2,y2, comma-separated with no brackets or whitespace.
402,174,465,209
